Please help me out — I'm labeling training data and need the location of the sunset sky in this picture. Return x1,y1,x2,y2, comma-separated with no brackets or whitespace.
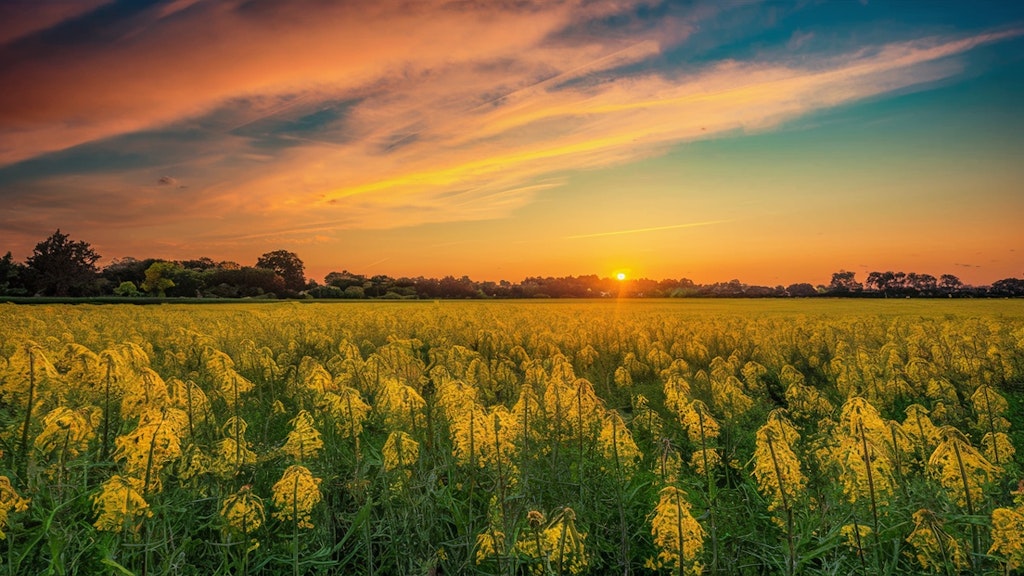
1,0,1022,286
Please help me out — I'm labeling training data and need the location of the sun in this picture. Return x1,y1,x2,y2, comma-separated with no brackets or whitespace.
616,272,627,281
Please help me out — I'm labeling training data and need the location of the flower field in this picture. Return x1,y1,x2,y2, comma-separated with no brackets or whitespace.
0,299,1022,575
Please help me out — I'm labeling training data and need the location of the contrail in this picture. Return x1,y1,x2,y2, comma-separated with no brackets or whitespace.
565,219,730,240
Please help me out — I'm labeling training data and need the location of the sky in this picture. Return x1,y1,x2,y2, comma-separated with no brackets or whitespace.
1,0,1022,287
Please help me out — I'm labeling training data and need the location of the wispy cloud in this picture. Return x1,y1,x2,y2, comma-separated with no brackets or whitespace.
565,220,731,239
0,0,1021,271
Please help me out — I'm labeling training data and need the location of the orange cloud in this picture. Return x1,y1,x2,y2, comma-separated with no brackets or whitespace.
1,1,1020,278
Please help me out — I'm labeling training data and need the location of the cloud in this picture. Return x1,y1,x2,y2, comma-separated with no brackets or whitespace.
0,0,112,45
565,220,731,240
0,0,1020,251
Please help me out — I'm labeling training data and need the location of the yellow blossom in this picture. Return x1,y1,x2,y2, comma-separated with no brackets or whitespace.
281,410,323,462
678,400,719,444
981,431,1016,470
517,507,588,575
613,366,632,388
382,430,419,488
0,476,30,539
34,405,101,459
840,523,872,551
210,416,258,478
927,426,998,509
709,374,753,420
220,485,265,534
475,531,506,565
784,380,833,422
373,378,426,431
752,410,806,513
271,465,322,529
689,447,721,478
598,410,641,472
662,374,692,416
92,475,151,533
630,394,663,441
543,376,603,442
905,508,967,572
205,348,254,408
113,407,186,492
316,386,371,438
649,486,705,575
901,404,941,459
990,498,1024,571
970,384,1011,434
831,397,895,508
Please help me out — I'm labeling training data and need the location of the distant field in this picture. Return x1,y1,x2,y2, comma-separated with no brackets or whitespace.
1,299,1022,575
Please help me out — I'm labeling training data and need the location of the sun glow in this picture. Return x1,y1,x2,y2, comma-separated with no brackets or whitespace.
616,272,627,281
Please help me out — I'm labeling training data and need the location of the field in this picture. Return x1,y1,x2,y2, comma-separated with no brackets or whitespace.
1,299,1022,575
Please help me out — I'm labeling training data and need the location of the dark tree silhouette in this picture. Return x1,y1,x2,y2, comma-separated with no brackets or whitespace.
25,230,101,296
828,270,862,294
256,250,306,292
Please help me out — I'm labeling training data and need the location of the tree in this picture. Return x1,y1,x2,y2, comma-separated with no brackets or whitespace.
828,270,862,295
25,230,101,296
786,283,818,297
0,251,28,295
141,261,178,297
256,250,306,292
939,274,963,295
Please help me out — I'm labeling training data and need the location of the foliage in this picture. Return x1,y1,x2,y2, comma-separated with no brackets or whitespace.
0,299,1021,575
24,229,101,296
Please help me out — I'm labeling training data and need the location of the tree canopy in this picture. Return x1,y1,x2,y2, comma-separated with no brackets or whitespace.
256,250,306,292
25,230,101,296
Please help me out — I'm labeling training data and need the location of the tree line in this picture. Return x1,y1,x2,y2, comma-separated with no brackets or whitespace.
1,230,1022,300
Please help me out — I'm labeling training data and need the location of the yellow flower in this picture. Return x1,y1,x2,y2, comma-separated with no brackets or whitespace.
382,430,419,489
516,507,587,575
649,486,705,575
210,416,258,478
282,410,323,462
630,394,663,440
475,531,506,565
613,366,632,388
784,380,833,422
970,384,1011,433
830,397,895,507
901,404,941,458
709,374,753,420
120,367,171,420
113,407,186,492
0,476,30,539
271,465,322,529
205,348,254,409
167,377,209,435
597,410,641,472
315,386,370,438
689,447,721,478
373,378,426,431
840,523,872,551
982,431,1016,470
662,375,692,417
220,485,265,534
92,475,151,533
34,405,101,459
905,508,967,572
543,376,603,442
678,400,719,444
927,426,998,510
752,410,806,513
990,498,1024,571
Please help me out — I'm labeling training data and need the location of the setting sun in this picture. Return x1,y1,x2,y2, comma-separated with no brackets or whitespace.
616,272,627,281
